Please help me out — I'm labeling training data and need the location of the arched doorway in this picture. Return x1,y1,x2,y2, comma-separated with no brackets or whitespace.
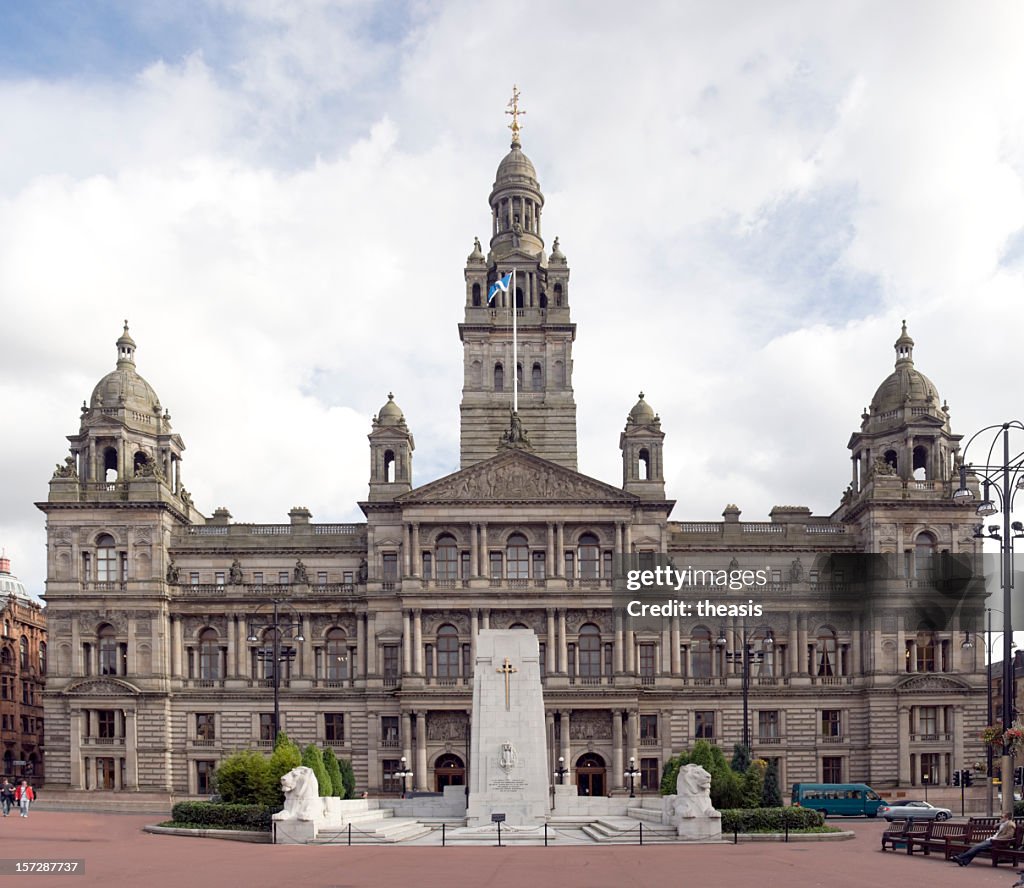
575,752,606,797
434,753,465,790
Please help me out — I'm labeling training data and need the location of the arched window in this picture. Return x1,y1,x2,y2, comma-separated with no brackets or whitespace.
199,628,220,680
913,445,928,481
19,636,27,671
578,533,600,580
516,362,523,388
103,447,118,483
539,292,547,309
383,450,396,483
472,283,481,306
816,628,837,677
436,535,458,581
326,628,349,680
133,451,147,475
38,642,46,676
532,363,542,390
98,624,118,675
915,532,936,579
638,448,650,480
96,534,117,582
579,623,601,678
515,287,524,309
883,449,898,473
0,648,11,667
437,624,460,679
691,627,712,678
506,533,529,580
915,625,937,672
494,363,504,392
554,283,563,306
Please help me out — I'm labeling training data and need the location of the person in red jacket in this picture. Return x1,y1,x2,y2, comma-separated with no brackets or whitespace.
14,780,34,818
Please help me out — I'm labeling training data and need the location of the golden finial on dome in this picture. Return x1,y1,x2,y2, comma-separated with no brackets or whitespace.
506,85,525,147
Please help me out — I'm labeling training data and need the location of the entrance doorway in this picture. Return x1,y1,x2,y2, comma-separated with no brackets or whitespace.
575,752,606,797
97,757,116,789
434,753,465,790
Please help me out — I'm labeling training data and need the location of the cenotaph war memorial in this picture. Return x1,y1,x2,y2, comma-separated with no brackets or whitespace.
465,630,549,827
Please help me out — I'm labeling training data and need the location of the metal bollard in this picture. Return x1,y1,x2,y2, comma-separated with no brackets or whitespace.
348,822,352,846
785,821,789,842
544,823,548,847
497,819,502,848
639,822,644,846
442,822,446,847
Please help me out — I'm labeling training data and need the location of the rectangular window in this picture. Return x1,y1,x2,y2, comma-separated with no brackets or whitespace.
381,716,400,747
564,552,575,580
215,571,225,586
253,571,263,584
771,569,782,584
278,571,289,585
533,551,545,580
317,571,328,585
460,552,471,580
21,682,29,705
822,756,843,783
604,643,613,678
758,710,780,741
462,644,472,679
196,713,216,741
489,552,503,579
196,760,215,795
259,713,275,741
603,550,613,579
97,710,116,739
918,706,938,738
809,570,819,585
382,759,401,793
567,643,576,680
639,643,656,678
421,552,432,580
325,713,345,744
640,714,658,741
189,572,199,586
382,554,398,582
538,642,546,678
640,757,660,790
343,570,353,584
920,752,940,785
821,709,841,738
383,646,399,681
694,711,715,739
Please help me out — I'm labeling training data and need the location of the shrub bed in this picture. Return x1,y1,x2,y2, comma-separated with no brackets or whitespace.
719,807,825,832
169,801,273,832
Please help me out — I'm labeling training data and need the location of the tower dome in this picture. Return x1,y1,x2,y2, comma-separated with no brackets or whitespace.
627,392,656,425
89,321,163,427
869,321,942,417
375,393,405,427
488,87,544,259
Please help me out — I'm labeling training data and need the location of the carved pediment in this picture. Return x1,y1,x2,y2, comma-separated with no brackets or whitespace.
65,677,139,697
397,450,639,505
896,674,971,693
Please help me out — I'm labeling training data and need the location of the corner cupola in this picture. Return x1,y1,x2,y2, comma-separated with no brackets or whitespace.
620,392,666,500
368,393,414,501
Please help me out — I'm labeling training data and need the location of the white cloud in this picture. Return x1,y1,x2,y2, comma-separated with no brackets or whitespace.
2,1,1024,594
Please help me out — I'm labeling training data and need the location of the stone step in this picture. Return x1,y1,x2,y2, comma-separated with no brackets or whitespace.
314,817,431,844
339,808,395,824
582,816,679,844
626,805,667,824
35,791,174,815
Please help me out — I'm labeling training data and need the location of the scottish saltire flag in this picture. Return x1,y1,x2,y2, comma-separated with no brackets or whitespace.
487,272,513,304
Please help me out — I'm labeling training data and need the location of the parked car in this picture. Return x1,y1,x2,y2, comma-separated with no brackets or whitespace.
878,800,952,821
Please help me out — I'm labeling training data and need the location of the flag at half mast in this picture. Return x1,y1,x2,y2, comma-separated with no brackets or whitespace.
487,271,513,305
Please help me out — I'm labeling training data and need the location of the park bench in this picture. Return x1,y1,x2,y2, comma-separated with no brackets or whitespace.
880,819,926,852
988,824,1024,867
944,822,998,862
905,820,967,856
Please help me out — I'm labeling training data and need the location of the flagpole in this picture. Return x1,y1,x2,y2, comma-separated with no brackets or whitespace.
512,268,518,413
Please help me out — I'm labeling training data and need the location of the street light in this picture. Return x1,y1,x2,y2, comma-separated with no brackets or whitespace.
953,420,1024,816
246,596,304,746
553,756,568,785
395,756,414,798
922,771,931,803
720,624,774,749
625,756,641,799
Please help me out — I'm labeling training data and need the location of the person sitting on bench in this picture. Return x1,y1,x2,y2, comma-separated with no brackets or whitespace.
952,812,1016,866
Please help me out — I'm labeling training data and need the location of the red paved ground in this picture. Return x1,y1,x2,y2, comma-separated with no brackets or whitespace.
3,814,1018,888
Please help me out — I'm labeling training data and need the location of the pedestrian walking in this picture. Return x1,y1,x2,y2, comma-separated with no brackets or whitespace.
0,778,14,817
14,780,34,818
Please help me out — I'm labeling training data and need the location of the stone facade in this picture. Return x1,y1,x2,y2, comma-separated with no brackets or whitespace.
37,135,987,797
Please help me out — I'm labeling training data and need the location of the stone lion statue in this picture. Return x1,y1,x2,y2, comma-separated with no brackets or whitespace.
272,766,324,822
673,764,717,819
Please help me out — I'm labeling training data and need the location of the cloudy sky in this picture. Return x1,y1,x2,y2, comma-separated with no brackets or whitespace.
2,0,1023,596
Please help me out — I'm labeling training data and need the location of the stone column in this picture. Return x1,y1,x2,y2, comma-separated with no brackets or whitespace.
366,612,377,676
627,710,639,771
481,609,490,631
670,615,681,677
613,710,625,790
402,711,413,765
124,709,138,789
415,711,428,791
224,614,235,678
546,523,555,577
614,610,624,673
71,620,82,676
126,616,137,675
556,523,564,576
480,524,489,578
70,709,83,789
797,615,808,676
898,705,911,784
546,710,555,773
558,609,568,674
412,524,421,578
470,611,479,667
403,611,412,674
413,610,423,675
546,610,556,674
404,523,412,577
661,626,671,675
559,710,572,783
470,524,479,578
171,616,182,679
625,628,635,673
356,615,366,681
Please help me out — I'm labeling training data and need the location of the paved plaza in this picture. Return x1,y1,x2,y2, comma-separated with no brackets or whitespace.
0,814,1018,888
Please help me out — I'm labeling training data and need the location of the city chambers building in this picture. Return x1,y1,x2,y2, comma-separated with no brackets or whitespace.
37,122,987,797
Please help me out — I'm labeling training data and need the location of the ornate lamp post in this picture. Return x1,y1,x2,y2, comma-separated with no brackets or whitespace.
953,420,1024,816
396,756,414,798
719,624,774,749
553,756,568,785
246,596,304,746
625,756,641,799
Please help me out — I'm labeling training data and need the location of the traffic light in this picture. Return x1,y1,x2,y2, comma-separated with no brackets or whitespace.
1015,767,1024,787
963,770,974,787
953,771,961,787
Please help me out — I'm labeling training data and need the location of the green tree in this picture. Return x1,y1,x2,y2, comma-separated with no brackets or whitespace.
741,758,767,808
214,750,273,805
730,743,751,774
761,759,783,808
301,744,331,797
267,733,302,807
322,747,344,798
339,757,356,799
688,740,743,809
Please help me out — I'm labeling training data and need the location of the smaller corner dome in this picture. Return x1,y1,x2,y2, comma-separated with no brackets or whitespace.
495,144,538,187
376,392,405,426
628,392,656,424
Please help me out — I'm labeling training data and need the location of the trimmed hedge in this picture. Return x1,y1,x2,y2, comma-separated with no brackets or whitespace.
170,801,273,832
719,807,825,832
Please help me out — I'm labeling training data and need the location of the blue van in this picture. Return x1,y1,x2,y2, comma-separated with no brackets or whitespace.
791,783,886,818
